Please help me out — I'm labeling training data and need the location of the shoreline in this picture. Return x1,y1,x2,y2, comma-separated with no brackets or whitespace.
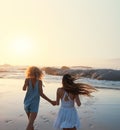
0,79,120,130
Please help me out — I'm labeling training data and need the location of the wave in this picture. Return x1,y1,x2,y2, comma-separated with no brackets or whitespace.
0,65,120,90
76,78,120,90
42,67,120,81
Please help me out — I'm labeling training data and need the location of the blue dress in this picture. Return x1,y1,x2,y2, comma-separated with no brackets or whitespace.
54,92,80,129
24,79,40,113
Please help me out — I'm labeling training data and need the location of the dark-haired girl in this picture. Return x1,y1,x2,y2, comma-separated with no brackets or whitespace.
53,74,96,130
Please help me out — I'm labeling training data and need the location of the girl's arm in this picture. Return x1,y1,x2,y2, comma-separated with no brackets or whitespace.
75,95,81,106
56,88,61,105
39,80,56,105
23,78,28,91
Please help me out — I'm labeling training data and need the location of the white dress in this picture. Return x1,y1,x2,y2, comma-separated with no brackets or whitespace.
54,92,80,130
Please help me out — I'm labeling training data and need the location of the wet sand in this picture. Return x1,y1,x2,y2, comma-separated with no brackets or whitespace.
0,78,120,130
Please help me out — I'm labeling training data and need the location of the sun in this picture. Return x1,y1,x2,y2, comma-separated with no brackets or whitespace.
6,35,35,65
11,37,33,55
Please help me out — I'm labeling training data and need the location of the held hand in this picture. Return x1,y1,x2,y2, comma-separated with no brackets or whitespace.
23,86,26,91
51,101,56,106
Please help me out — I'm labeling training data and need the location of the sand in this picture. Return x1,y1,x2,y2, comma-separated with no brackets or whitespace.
0,78,120,130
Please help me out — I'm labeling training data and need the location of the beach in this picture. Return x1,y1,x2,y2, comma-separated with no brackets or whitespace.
0,78,120,130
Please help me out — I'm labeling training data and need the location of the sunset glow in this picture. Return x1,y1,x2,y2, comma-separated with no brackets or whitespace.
11,37,33,55
0,0,120,67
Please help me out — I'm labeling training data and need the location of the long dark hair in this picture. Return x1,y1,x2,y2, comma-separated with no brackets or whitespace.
62,74,96,96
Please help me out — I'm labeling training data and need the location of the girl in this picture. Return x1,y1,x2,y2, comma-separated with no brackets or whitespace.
54,74,96,130
23,66,55,130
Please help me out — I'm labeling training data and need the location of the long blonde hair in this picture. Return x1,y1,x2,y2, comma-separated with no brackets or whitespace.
25,66,43,80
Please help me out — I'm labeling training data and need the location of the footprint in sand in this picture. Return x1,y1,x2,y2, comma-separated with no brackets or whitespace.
89,123,94,128
50,111,56,115
44,119,49,123
5,119,13,124
19,114,24,117
34,123,39,130
41,115,50,123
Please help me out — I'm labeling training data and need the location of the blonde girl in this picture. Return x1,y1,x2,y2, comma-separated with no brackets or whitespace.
23,66,54,130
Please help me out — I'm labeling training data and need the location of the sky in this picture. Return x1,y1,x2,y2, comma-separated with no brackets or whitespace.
0,0,120,68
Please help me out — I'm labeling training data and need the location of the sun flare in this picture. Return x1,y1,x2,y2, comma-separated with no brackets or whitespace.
11,37,33,55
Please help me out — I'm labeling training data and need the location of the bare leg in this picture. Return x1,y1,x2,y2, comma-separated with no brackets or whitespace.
26,112,34,130
26,112,37,130
26,112,30,119
63,127,76,130
69,127,76,130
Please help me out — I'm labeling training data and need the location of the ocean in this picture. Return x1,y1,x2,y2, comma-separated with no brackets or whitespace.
0,65,120,90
